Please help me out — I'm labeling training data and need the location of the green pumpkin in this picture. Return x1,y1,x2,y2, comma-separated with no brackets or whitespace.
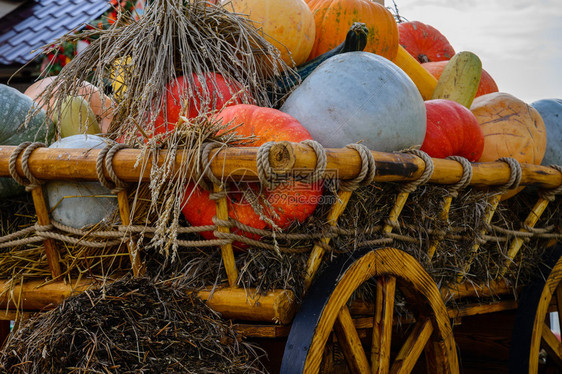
0,84,55,198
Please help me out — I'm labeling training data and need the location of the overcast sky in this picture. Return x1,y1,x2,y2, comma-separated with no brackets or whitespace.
394,0,562,104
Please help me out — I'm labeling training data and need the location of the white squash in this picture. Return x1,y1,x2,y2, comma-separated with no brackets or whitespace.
280,52,426,152
45,135,118,229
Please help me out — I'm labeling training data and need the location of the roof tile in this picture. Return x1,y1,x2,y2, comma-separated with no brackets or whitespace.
0,0,111,65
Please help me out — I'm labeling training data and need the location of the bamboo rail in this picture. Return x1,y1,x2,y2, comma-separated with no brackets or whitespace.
1,143,560,188
0,279,296,324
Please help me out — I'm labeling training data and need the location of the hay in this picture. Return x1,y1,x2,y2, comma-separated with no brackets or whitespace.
0,276,266,373
24,0,297,262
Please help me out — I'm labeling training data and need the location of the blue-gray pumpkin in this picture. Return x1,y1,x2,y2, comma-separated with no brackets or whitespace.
45,135,118,229
280,51,426,152
531,98,562,166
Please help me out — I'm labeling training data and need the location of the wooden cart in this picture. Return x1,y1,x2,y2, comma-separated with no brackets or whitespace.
0,140,560,373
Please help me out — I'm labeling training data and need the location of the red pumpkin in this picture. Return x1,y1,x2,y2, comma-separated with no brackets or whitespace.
182,104,323,246
398,21,455,63
153,73,251,135
422,61,499,98
420,99,484,161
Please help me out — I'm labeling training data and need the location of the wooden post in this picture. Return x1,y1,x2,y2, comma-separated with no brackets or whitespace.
213,184,239,288
304,190,352,289
117,189,143,277
384,191,409,234
497,197,550,278
31,186,62,279
427,195,454,259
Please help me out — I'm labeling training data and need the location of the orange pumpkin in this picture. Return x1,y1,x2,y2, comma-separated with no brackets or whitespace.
305,0,398,61
471,93,547,198
471,92,546,165
222,0,315,66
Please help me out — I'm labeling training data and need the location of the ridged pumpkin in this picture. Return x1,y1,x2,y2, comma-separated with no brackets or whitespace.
471,93,547,198
471,92,546,165
305,0,398,61
423,60,499,98
398,21,455,63
222,0,315,66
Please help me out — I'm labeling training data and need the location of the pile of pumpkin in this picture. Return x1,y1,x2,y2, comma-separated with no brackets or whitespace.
1,0,561,241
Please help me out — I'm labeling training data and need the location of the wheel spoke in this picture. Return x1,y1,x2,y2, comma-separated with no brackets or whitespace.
541,322,562,366
390,318,433,374
371,275,397,374
334,305,371,374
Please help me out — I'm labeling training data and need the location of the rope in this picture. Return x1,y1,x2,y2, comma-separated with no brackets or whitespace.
401,149,434,193
256,141,277,190
96,143,129,194
445,156,473,197
200,142,223,186
9,142,46,191
299,140,327,184
496,157,522,193
340,143,376,191
256,140,327,190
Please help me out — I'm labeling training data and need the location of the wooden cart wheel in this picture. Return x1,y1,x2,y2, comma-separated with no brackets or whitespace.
280,246,459,373
509,242,562,374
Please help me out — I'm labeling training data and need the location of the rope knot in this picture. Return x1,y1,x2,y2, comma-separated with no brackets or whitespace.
340,143,376,192
9,142,46,191
96,143,129,194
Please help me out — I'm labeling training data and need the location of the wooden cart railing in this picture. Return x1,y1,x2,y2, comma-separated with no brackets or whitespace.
0,141,561,373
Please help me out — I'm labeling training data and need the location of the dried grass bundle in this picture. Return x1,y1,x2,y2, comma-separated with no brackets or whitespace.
0,276,266,373
26,0,297,261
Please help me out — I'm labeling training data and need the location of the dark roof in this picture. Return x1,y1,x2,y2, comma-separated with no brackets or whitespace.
0,0,111,65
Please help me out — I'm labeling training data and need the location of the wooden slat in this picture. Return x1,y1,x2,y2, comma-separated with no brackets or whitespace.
31,186,61,278
391,319,433,374
441,279,513,301
350,300,517,334
305,190,352,289
233,324,291,338
2,144,561,188
117,189,143,277
447,300,518,319
541,323,562,366
213,184,238,288
498,197,550,278
427,195,453,259
334,305,371,374
371,276,397,374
